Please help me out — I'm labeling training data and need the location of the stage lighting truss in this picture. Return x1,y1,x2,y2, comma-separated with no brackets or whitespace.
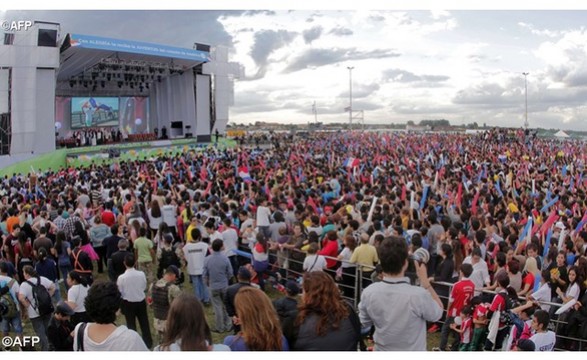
67,57,187,93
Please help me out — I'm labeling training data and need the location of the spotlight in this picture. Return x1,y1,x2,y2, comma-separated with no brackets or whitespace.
117,81,122,88
106,74,111,81
83,81,88,88
145,83,149,89
101,81,105,88
69,80,75,88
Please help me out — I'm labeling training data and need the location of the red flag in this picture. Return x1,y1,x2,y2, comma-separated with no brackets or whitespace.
401,185,407,202
471,191,480,215
456,183,463,205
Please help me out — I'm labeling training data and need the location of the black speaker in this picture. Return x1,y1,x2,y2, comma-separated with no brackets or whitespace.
185,133,193,138
194,43,210,52
171,121,183,129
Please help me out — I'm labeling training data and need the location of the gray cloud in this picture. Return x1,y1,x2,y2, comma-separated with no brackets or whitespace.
242,10,276,17
338,83,380,99
329,27,353,37
249,30,298,79
369,15,386,22
284,48,400,73
382,68,449,84
303,26,323,44
9,10,235,48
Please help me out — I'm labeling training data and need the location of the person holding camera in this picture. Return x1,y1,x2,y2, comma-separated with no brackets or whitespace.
358,236,443,351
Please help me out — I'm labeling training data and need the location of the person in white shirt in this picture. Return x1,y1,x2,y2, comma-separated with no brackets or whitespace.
529,310,556,351
463,248,490,296
116,254,152,349
303,243,327,272
530,269,553,312
182,229,210,305
221,218,239,277
66,271,90,326
73,281,148,351
161,198,178,240
18,265,56,351
256,197,272,239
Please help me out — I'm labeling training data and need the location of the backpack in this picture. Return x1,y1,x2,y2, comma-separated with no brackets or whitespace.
0,279,18,319
157,248,184,284
26,277,54,317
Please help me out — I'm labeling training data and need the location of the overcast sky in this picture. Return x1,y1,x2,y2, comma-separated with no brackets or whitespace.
3,9,587,130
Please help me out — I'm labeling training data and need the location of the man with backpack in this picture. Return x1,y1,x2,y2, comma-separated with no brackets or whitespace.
0,261,23,349
147,265,181,340
18,265,55,351
156,234,183,283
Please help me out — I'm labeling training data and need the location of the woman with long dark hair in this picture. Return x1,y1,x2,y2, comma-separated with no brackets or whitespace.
52,231,73,290
66,271,90,327
148,199,162,239
223,287,288,351
155,293,229,351
283,271,360,350
35,247,60,302
14,231,33,282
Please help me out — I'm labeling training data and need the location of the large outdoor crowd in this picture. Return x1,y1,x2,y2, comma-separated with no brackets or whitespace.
1,128,587,351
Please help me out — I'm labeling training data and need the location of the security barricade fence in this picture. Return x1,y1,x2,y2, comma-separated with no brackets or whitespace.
243,245,586,351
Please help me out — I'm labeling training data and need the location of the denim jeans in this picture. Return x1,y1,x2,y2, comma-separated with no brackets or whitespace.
210,288,232,332
59,264,73,291
190,274,210,304
30,314,51,351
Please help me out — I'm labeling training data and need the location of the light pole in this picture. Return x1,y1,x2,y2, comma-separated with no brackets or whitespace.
522,72,529,129
347,66,354,128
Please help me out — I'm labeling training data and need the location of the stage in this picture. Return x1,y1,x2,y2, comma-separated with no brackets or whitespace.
0,137,236,177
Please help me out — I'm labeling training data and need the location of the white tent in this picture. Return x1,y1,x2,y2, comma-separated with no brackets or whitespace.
554,130,570,138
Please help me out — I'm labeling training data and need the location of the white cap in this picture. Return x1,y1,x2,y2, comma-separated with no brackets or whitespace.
555,221,565,230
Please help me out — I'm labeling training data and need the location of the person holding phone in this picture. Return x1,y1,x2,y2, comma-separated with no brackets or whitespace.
358,236,443,351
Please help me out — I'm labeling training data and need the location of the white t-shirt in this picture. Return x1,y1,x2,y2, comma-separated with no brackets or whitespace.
19,276,54,318
183,241,209,275
531,283,552,312
256,206,271,227
463,257,490,296
73,323,148,351
530,331,556,351
339,247,356,269
221,228,238,257
161,205,177,228
303,255,327,272
68,284,89,313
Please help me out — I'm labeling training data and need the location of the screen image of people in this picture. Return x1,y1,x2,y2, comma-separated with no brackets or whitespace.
71,97,119,128
119,97,150,134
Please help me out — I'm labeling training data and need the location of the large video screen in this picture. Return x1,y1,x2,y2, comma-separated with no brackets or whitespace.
71,97,119,129
119,97,150,134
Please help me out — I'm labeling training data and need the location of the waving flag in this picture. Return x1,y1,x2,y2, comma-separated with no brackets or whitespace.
343,157,360,168
238,166,253,183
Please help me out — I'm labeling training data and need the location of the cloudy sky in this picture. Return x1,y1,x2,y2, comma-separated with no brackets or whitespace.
3,9,587,130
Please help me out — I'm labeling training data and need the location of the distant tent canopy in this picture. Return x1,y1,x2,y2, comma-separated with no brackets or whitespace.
554,130,570,138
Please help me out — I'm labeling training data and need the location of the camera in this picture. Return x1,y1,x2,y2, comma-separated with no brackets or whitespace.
409,248,430,265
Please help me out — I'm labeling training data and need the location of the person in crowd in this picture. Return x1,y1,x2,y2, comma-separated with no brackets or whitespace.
358,236,443,351
18,265,56,351
116,254,152,349
223,287,289,351
52,231,73,291
89,215,110,274
108,239,131,281
283,271,360,350
34,247,60,303
303,243,327,273
225,265,253,335
134,227,156,285
182,228,210,305
70,237,93,286
530,310,556,351
0,261,22,346
203,239,233,333
66,271,90,327
148,265,182,341
47,301,75,351
272,280,300,324
154,293,230,351
73,281,148,351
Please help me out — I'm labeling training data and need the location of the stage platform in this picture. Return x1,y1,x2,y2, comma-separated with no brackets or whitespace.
0,138,235,177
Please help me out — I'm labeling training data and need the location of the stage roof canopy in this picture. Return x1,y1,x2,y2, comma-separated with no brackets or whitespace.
58,33,210,82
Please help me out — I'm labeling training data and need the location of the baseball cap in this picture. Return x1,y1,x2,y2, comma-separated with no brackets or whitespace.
165,265,180,278
237,266,251,280
285,280,300,295
555,221,565,230
55,301,75,316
